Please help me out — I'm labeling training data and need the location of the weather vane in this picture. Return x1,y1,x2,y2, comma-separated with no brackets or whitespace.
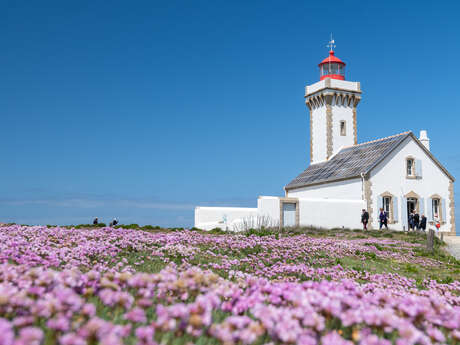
327,33,336,52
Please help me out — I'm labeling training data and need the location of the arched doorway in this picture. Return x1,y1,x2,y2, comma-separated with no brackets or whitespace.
407,198,417,216
404,191,420,229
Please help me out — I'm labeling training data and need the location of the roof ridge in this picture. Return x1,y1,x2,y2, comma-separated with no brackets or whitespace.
342,131,411,150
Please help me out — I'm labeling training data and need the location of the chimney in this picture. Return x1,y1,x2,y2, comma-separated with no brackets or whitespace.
419,130,430,151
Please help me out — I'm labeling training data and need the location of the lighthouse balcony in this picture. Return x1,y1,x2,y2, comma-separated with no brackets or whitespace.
306,78,361,97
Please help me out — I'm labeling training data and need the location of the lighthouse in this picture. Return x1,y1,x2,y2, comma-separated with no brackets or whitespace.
305,40,362,164
195,39,456,236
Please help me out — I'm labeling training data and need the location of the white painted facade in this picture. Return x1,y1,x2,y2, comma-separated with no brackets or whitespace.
331,100,355,153
311,105,328,163
369,136,452,232
298,198,365,229
194,50,456,235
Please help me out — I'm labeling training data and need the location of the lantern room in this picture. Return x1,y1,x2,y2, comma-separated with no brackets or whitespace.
319,50,346,80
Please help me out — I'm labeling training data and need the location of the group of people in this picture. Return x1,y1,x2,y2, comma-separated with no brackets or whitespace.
92,217,119,227
360,208,390,231
360,208,429,231
408,210,427,231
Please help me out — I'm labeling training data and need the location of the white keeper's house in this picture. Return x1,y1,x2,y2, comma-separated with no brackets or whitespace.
195,46,456,235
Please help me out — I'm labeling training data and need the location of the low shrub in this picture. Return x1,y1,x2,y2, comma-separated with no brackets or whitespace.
209,227,225,234
245,227,279,237
74,223,106,229
141,225,162,230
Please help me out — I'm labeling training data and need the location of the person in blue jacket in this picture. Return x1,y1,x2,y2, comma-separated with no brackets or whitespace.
379,208,388,230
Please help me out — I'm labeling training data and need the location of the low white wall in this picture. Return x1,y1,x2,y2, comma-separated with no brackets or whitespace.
194,206,258,231
257,196,280,224
195,196,365,231
298,198,365,229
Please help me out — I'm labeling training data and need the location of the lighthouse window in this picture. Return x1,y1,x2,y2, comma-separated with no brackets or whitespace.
340,121,346,136
330,63,338,75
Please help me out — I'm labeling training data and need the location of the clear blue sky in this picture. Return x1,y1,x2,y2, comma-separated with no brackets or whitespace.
1,0,459,230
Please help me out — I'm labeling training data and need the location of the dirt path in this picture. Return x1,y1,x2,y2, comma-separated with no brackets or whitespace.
444,236,460,260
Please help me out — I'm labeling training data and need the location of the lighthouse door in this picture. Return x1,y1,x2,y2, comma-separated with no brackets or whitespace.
283,203,296,227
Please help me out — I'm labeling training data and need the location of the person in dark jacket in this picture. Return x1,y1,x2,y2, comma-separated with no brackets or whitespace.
413,211,420,230
93,217,98,225
420,214,427,232
379,208,388,230
361,209,369,230
408,212,415,231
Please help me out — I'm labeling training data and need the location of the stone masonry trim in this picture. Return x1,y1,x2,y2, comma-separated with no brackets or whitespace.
364,177,373,229
326,103,333,159
279,198,300,228
310,108,313,163
449,181,456,235
353,107,358,145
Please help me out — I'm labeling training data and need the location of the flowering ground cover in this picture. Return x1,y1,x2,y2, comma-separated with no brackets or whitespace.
0,225,459,344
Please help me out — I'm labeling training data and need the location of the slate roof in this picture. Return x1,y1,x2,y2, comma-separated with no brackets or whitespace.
285,132,413,190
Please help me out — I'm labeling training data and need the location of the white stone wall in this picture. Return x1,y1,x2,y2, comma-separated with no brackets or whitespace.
369,136,453,232
331,101,355,153
287,178,362,200
195,196,365,231
311,105,327,163
194,206,258,231
298,198,365,229
257,196,280,223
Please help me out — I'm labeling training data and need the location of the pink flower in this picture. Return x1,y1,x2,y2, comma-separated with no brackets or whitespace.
321,331,353,345
125,308,147,323
135,326,157,345
82,303,96,317
47,315,70,332
16,327,44,345
59,333,86,345
426,326,445,343
0,319,14,345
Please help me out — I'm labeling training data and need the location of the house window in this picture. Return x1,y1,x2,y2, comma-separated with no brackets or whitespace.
340,121,346,136
406,158,414,177
383,196,391,219
432,198,440,220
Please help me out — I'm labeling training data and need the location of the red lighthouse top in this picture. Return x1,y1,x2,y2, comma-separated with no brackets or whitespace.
319,37,346,80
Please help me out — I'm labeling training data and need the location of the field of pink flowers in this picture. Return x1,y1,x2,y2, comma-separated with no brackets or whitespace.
0,225,459,345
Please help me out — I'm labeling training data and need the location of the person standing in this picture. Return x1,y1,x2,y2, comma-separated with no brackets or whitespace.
93,217,99,225
413,211,420,231
420,214,427,232
379,208,388,230
408,211,415,231
434,213,441,235
361,209,369,231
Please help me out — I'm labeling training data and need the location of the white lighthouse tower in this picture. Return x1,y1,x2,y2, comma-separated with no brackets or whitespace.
305,39,362,164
